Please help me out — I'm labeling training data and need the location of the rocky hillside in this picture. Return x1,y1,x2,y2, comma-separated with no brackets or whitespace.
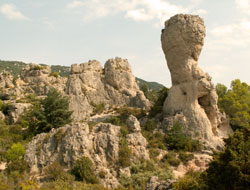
0,14,246,190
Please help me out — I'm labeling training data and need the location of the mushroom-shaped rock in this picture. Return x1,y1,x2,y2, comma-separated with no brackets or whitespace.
161,14,231,150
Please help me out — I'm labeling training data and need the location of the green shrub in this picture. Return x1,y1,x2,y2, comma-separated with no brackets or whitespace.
179,152,194,165
203,129,250,190
150,87,169,117
143,131,166,149
72,156,98,184
142,119,157,131
162,152,181,167
5,143,28,173
173,171,206,190
50,72,59,78
44,162,74,182
165,122,202,152
90,102,105,114
118,137,132,168
149,148,160,160
33,65,44,70
120,159,173,190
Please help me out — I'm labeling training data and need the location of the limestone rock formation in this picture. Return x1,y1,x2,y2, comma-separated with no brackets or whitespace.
20,64,66,95
25,120,149,188
66,58,151,120
161,14,231,150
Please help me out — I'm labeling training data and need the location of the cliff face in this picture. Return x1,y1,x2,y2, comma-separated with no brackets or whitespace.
161,14,232,150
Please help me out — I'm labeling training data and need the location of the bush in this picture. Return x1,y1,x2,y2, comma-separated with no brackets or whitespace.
72,156,98,184
50,72,59,78
179,152,194,165
162,152,181,167
173,171,206,190
150,87,169,117
203,129,250,190
165,122,202,152
142,119,157,132
118,137,132,168
44,162,74,182
5,143,28,173
92,102,105,114
120,159,173,190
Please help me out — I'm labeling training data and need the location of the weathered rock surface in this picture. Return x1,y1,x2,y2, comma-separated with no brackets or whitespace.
161,14,232,150
8,103,31,124
25,120,149,188
20,64,67,95
66,58,151,120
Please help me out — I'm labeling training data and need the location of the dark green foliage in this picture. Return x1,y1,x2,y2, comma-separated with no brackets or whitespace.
72,156,98,184
203,129,250,190
25,88,72,136
143,131,166,149
118,126,132,168
44,162,75,182
142,119,157,131
178,152,194,165
150,87,169,117
141,119,166,149
173,171,206,190
165,122,202,152
216,79,250,130
162,152,181,167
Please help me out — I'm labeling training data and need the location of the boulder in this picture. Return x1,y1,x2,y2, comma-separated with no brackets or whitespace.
161,14,232,150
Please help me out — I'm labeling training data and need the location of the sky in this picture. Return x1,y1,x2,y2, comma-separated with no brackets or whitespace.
0,0,250,87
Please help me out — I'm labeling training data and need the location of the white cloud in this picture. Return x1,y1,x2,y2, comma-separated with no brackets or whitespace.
207,18,250,50
66,0,198,26
192,9,207,15
235,0,250,15
0,4,29,21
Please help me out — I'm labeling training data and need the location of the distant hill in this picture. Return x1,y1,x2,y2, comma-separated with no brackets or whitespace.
0,60,165,91
136,77,165,91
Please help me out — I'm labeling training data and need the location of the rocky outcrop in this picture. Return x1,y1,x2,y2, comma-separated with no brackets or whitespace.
161,14,232,150
20,64,66,95
8,103,31,124
25,119,149,188
66,58,151,120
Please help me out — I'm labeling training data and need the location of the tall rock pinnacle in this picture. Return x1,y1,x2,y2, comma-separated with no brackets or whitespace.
161,14,232,150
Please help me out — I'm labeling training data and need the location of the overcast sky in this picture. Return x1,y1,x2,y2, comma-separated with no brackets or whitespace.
0,0,249,87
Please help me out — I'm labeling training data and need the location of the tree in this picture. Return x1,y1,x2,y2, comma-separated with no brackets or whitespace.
26,88,72,135
217,79,250,130
203,128,250,190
